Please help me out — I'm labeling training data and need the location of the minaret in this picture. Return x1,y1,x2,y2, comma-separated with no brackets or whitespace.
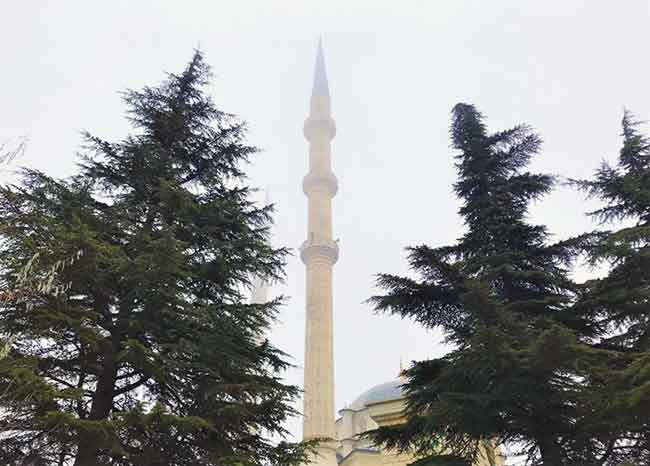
300,38,339,466
249,276,269,305
250,190,271,306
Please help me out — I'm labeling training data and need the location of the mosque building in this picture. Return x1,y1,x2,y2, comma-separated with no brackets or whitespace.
255,40,503,466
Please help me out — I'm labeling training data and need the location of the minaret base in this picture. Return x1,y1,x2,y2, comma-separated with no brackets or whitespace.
306,441,338,466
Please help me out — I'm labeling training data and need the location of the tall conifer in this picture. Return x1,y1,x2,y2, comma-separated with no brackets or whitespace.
369,104,610,465
572,110,650,464
575,110,650,351
0,52,308,466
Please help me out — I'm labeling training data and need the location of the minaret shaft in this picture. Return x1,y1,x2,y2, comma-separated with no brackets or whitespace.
300,41,339,466
308,196,332,239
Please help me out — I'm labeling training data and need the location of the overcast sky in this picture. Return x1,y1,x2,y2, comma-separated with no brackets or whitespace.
2,0,649,440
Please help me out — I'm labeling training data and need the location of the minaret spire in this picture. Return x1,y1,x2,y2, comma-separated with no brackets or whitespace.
312,37,330,98
300,38,339,466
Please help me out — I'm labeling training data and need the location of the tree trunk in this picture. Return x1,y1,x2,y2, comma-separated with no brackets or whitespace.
539,437,564,466
73,345,117,466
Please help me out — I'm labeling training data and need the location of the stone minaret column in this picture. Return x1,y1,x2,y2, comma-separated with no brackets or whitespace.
250,190,272,307
300,39,339,466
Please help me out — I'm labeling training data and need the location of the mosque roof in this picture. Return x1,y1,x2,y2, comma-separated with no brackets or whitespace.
348,378,404,411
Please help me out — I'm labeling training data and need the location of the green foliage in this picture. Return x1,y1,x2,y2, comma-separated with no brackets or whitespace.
570,110,650,464
0,51,308,466
369,104,632,466
573,110,650,351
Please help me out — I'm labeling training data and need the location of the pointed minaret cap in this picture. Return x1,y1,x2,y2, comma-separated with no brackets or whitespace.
399,356,406,381
312,37,330,98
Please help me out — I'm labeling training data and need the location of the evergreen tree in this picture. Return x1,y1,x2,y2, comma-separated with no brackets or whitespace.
571,110,650,464
368,104,615,465
0,52,308,466
574,110,650,351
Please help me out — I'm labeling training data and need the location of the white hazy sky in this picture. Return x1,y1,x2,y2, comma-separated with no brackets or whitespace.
2,0,649,441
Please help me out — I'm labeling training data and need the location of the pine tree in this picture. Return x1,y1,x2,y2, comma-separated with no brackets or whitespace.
0,51,309,466
571,110,650,464
574,110,650,351
368,104,615,465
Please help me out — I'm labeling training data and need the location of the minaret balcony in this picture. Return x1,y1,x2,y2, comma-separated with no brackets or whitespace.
304,116,336,141
300,234,339,265
303,172,339,197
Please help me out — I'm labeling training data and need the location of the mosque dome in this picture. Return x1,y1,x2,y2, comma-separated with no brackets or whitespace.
349,379,404,410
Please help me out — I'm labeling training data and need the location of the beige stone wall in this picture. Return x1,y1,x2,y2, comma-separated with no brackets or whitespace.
338,436,503,466
336,398,504,466
339,448,413,466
